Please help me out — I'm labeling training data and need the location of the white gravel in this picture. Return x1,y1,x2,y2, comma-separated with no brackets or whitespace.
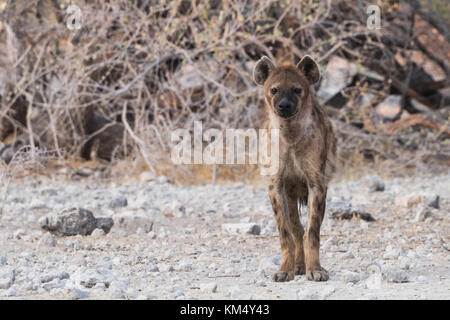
0,171,449,299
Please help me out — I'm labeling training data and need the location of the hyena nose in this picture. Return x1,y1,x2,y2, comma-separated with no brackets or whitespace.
278,99,293,111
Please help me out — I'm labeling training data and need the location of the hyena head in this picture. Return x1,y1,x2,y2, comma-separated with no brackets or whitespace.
253,55,320,119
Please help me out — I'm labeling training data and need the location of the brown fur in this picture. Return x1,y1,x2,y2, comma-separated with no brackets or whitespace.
254,56,336,282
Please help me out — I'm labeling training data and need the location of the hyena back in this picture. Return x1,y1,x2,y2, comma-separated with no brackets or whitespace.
254,55,336,282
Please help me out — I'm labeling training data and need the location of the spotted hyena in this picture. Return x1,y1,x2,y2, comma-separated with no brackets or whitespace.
253,55,336,282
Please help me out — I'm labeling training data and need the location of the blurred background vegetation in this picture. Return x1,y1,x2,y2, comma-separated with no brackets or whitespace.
0,0,448,183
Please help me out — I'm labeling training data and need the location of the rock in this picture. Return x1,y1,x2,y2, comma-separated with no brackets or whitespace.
159,264,175,272
0,267,15,289
108,280,128,299
292,288,319,300
383,245,405,260
228,285,242,298
221,223,261,235
366,273,382,289
319,286,336,299
327,202,375,222
341,270,360,284
343,252,355,259
0,256,6,265
95,217,115,234
257,255,281,277
375,95,402,120
147,265,159,273
140,171,156,182
317,56,357,103
383,267,409,283
4,287,19,297
395,193,439,209
91,228,106,236
125,288,140,299
71,267,116,288
368,175,385,192
13,229,25,239
199,282,218,293
109,196,128,209
423,194,440,209
414,205,433,222
69,287,90,299
38,232,57,247
40,271,69,283
40,207,114,236
417,275,428,282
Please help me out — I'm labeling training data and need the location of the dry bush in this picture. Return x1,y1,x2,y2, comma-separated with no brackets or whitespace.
0,0,448,181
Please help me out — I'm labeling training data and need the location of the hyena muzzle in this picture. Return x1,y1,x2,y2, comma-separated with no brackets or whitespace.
254,55,336,282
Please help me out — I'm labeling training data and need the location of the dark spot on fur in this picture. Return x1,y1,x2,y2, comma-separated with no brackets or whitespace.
307,228,319,247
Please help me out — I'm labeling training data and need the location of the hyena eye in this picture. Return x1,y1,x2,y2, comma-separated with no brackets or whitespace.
270,87,278,95
293,87,302,95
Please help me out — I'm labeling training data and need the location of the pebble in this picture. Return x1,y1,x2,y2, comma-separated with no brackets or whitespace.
109,196,128,209
383,245,405,260
221,223,261,235
368,175,385,192
0,267,15,289
199,282,218,293
292,288,319,300
414,205,433,222
91,228,106,236
341,270,360,284
384,267,409,283
69,287,90,299
71,267,116,288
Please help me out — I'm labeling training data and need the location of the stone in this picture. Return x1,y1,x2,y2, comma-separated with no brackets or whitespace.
395,193,439,209
292,288,319,300
109,196,128,209
108,281,128,299
383,245,405,260
341,270,360,284
125,288,140,299
317,56,357,103
368,175,385,192
13,229,25,239
140,171,156,182
257,255,281,277
414,205,433,222
228,285,242,298
384,267,409,283
71,267,116,288
327,202,375,221
40,207,114,236
38,232,57,247
320,286,336,299
0,267,15,289
221,223,261,235
91,228,106,236
199,282,218,293
69,287,90,299
366,273,382,289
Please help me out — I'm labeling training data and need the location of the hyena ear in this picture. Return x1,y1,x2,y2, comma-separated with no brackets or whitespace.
253,56,275,86
296,55,320,85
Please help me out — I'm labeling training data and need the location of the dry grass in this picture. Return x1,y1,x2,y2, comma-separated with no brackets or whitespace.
0,0,448,183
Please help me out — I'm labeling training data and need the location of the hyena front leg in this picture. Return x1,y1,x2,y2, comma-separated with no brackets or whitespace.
269,183,295,282
287,195,305,275
304,184,329,281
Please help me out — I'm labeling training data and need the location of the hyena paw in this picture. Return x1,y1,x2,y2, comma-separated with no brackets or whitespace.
272,270,295,282
306,267,329,281
295,265,306,275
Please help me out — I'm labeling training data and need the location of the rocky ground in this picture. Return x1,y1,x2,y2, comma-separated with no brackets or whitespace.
0,169,449,300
